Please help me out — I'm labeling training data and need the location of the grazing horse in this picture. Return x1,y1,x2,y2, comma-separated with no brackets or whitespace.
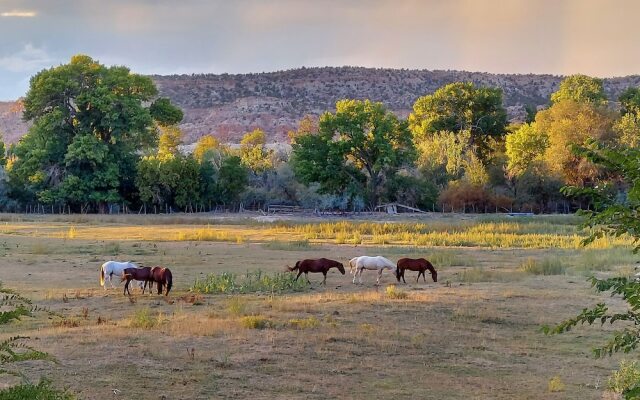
396,258,438,283
100,261,144,290
288,258,345,285
149,266,173,296
121,267,153,295
349,256,397,285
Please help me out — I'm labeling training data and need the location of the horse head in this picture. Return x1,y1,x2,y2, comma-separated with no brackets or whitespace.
337,263,345,275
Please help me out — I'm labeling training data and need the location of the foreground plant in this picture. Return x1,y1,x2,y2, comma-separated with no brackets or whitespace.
0,281,70,397
545,141,640,399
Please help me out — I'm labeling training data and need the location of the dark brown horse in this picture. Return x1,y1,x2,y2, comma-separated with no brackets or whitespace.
149,266,173,296
288,258,345,285
121,267,153,295
396,258,437,283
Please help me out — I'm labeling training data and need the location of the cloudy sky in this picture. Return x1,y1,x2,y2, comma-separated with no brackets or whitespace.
0,0,639,100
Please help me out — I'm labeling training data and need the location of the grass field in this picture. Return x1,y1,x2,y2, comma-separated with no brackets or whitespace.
0,213,634,399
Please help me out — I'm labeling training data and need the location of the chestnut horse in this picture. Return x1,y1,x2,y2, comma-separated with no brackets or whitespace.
149,266,173,296
121,267,153,295
396,258,438,283
288,258,345,285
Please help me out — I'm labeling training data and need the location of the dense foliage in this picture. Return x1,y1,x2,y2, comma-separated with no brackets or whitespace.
0,58,639,213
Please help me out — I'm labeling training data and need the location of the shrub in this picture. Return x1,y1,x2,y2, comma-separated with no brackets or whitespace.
608,360,640,395
129,308,158,329
385,285,408,299
226,297,248,316
548,375,565,392
240,315,271,329
288,316,320,329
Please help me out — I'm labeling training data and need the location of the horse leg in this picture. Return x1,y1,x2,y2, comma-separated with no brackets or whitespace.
402,270,407,284
322,272,327,285
295,270,303,282
422,270,427,282
123,279,129,296
305,272,311,285
376,269,382,285
352,269,358,284
110,273,116,289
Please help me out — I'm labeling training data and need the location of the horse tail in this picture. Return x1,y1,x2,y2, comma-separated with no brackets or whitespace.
165,270,173,295
288,261,300,271
100,264,105,287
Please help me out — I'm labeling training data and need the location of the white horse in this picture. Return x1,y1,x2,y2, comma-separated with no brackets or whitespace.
349,256,397,285
100,261,144,290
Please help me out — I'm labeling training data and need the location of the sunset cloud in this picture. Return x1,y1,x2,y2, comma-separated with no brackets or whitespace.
0,0,640,100
1,10,36,17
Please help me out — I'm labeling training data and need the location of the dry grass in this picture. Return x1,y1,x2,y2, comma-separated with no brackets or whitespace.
0,213,631,399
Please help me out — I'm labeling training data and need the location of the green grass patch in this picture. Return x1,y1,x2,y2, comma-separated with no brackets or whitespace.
520,258,566,275
191,270,310,294
0,380,75,400
262,239,317,251
458,267,523,283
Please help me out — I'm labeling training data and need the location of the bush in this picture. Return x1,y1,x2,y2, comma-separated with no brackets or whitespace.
548,375,565,392
385,285,408,299
129,308,159,329
240,315,272,329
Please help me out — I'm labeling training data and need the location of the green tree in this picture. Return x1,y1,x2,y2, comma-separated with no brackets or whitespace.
614,111,640,148
8,54,182,212
550,74,607,105
546,141,640,399
217,155,248,205
408,82,507,161
505,123,548,177
292,99,414,207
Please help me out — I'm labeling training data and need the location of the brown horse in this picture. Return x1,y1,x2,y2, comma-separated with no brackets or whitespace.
288,258,345,285
396,258,437,283
121,267,153,295
149,266,173,296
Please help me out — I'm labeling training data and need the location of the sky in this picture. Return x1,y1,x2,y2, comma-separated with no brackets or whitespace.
1,0,639,100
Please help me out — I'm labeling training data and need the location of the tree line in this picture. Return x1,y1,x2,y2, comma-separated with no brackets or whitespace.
0,55,638,213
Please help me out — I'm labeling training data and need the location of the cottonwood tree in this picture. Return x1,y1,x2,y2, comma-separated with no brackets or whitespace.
291,99,414,208
408,82,507,162
8,54,182,212
550,74,607,105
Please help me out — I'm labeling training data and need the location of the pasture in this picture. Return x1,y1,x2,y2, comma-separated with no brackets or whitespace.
0,213,634,399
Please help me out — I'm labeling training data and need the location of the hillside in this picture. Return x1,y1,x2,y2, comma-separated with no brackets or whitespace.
3,67,640,143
